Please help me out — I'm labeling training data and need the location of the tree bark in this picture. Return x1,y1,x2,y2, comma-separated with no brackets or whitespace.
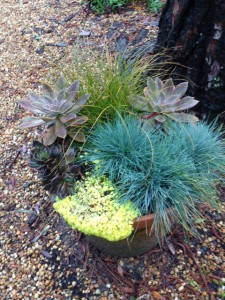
157,0,225,115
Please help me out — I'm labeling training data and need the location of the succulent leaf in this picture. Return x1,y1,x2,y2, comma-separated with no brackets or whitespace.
56,77,66,100
55,120,67,139
43,126,57,146
67,80,79,101
69,131,86,143
59,113,77,123
42,83,55,99
17,100,44,114
169,112,199,123
155,77,163,92
58,100,74,113
173,82,188,98
68,116,88,126
70,94,90,113
162,78,174,98
19,117,45,129
155,115,166,123
129,95,151,112
164,97,199,113
29,93,52,105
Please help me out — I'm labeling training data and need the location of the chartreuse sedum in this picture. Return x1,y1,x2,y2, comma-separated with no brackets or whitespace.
53,175,140,241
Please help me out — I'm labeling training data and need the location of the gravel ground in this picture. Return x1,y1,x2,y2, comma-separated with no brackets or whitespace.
0,1,225,300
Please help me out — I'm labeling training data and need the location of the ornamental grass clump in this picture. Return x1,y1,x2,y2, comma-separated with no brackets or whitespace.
58,47,163,126
167,120,225,177
85,115,225,238
84,116,156,181
53,176,140,241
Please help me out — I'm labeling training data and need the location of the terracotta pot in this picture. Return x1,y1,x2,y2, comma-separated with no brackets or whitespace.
88,211,171,258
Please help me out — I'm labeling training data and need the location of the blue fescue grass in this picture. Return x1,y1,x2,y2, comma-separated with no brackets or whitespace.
84,115,156,181
84,116,225,239
166,120,225,180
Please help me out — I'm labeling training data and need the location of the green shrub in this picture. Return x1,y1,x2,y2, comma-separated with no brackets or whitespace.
87,0,164,14
53,175,140,241
88,0,129,13
146,0,164,13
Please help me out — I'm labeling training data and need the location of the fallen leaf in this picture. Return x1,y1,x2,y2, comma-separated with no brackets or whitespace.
32,225,50,242
152,291,165,299
41,250,52,258
122,286,135,294
117,264,124,276
168,242,176,255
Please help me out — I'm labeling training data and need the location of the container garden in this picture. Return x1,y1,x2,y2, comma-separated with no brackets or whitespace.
17,76,225,258
88,211,172,257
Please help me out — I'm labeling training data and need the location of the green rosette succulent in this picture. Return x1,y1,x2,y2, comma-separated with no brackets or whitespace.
53,176,140,241
130,77,199,124
17,77,89,146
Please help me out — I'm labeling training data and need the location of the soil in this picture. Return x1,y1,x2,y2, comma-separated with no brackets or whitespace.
0,1,225,300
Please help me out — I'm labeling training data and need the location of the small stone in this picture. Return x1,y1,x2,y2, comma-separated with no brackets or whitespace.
106,283,111,288
79,30,91,37
55,42,68,47
95,289,101,294
35,45,45,54
178,285,184,291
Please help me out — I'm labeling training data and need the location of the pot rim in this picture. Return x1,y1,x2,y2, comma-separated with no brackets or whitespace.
133,208,173,231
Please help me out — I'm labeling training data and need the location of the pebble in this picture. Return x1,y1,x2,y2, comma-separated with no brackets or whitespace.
35,45,45,54
79,30,91,37
178,285,184,291
55,42,68,47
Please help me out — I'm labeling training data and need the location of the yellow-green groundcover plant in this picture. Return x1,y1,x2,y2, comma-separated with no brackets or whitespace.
53,175,140,241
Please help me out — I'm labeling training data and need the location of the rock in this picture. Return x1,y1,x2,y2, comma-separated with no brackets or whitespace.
113,21,125,28
131,28,149,45
55,42,68,47
107,28,117,39
116,35,128,53
63,14,76,22
33,27,45,35
23,181,31,190
79,30,91,37
35,45,45,54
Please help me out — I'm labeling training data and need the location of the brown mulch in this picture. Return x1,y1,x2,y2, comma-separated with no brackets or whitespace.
0,1,225,300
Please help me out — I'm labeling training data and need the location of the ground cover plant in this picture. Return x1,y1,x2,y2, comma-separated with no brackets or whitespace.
86,0,164,14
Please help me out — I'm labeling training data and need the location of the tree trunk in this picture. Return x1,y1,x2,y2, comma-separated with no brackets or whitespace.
157,0,225,115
